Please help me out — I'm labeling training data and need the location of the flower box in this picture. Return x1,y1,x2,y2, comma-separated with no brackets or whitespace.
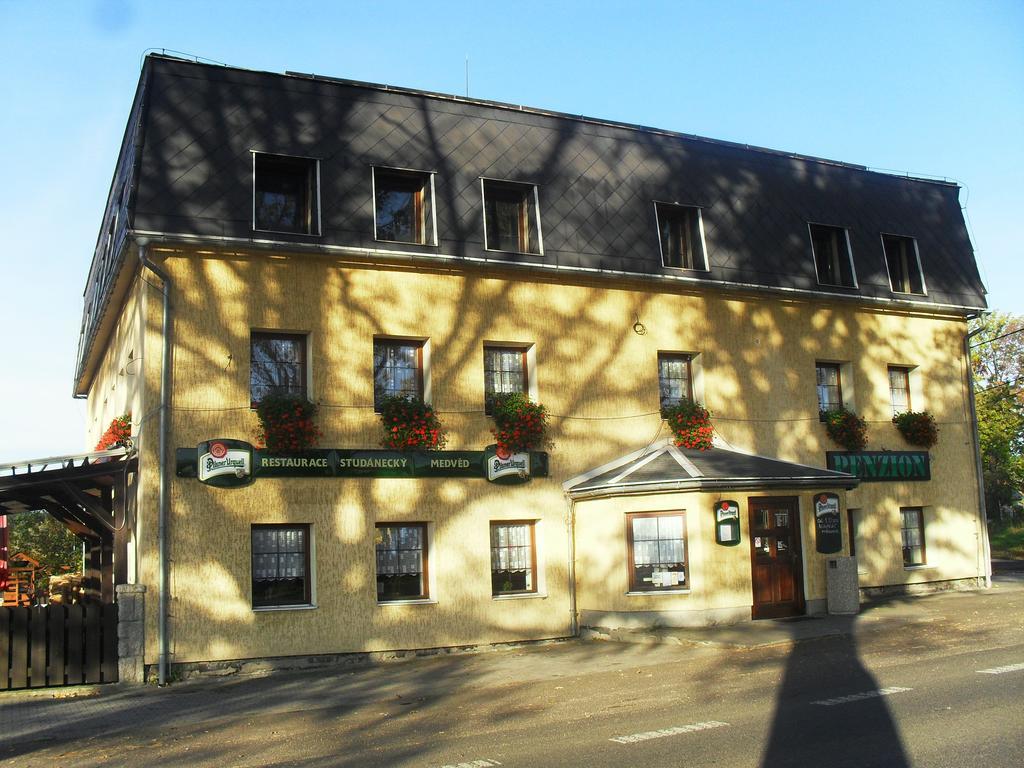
491,393,548,454
663,401,714,451
892,410,938,448
822,408,868,451
255,394,322,452
379,396,447,451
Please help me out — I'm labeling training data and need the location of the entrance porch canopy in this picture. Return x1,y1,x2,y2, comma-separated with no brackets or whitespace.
0,448,136,602
564,441,859,499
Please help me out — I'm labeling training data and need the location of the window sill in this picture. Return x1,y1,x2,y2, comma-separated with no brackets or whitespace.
377,597,437,606
252,226,322,238
662,264,710,273
375,236,435,247
492,592,547,601
626,589,691,596
483,246,543,257
253,603,318,613
903,564,933,571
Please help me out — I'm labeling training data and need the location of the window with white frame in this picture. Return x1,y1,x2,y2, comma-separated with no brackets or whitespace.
816,362,843,414
484,345,528,415
809,223,856,288
251,524,312,608
250,331,307,405
888,366,912,415
656,203,707,270
883,235,925,295
374,168,433,244
482,179,541,254
490,521,537,595
373,339,425,411
375,523,428,601
627,511,688,591
900,507,926,567
658,352,693,412
253,153,319,235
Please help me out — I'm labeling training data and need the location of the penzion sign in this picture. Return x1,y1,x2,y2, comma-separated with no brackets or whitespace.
176,439,549,488
826,451,930,482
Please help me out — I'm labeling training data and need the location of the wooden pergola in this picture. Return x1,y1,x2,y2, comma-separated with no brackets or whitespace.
0,449,136,604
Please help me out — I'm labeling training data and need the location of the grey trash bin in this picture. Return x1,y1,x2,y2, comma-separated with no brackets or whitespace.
826,556,859,615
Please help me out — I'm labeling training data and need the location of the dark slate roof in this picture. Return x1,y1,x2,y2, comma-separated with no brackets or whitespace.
566,444,858,498
76,54,987,392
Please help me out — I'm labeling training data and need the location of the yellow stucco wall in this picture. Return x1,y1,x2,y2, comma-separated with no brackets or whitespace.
85,275,152,584
85,275,148,450
90,246,984,665
573,490,848,627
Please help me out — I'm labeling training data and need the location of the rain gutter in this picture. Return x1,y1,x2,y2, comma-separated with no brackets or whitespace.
137,235,173,685
965,317,992,588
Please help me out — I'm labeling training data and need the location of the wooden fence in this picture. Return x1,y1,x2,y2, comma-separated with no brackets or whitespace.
1,604,118,690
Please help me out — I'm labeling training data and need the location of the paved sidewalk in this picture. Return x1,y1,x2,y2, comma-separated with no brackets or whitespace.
2,570,1020,757
584,575,1019,648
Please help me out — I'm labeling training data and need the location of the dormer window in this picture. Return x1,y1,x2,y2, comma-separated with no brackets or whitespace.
883,234,925,295
374,168,434,245
656,203,707,270
482,179,542,254
809,224,856,288
253,153,320,235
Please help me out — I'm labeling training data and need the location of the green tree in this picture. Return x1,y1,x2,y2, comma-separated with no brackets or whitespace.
8,510,82,591
970,313,1024,518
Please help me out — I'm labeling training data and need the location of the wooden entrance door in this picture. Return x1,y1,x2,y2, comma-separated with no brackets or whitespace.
749,497,805,619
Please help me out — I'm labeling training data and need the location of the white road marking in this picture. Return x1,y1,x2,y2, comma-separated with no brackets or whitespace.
436,760,502,768
812,687,913,706
609,720,730,744
978,662,1024,675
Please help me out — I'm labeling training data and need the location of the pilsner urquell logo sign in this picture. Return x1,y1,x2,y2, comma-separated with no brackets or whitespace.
826,451,930,482
197,439,254,487
485,445,531,484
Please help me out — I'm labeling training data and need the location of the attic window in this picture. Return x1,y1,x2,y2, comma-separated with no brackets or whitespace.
809,224,856,288
374,168,434,245
482,180,542,254
253,153,320,235
656,204,707,270
883,235,925,295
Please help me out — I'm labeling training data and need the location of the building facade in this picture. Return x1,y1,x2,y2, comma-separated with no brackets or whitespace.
76,55,988,676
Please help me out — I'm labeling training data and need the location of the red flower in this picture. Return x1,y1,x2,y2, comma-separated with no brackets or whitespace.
662,401,713,451
379,396,447,451
254,394,321,452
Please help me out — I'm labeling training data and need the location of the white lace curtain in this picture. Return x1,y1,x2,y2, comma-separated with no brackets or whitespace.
252,527,306,580
376,526,424,575
491,524,531,571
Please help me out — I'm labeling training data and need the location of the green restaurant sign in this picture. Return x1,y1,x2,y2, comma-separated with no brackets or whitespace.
826,451,930,482
175,439,549,488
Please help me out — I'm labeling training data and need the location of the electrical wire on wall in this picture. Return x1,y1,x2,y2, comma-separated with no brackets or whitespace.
165,402,974,427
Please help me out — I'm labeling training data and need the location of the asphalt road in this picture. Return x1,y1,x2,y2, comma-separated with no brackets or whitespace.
2,576,1022,767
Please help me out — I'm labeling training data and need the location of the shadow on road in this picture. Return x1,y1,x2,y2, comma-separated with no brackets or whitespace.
760,616,909,768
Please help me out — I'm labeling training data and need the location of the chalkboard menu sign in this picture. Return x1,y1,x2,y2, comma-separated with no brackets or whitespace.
814,492,842,554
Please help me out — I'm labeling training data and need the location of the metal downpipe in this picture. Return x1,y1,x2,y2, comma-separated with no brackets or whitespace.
566,497,578,637
966,322,992,588
137,236,172,684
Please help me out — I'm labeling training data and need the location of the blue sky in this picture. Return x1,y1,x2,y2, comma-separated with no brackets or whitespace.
0,0,1021,462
